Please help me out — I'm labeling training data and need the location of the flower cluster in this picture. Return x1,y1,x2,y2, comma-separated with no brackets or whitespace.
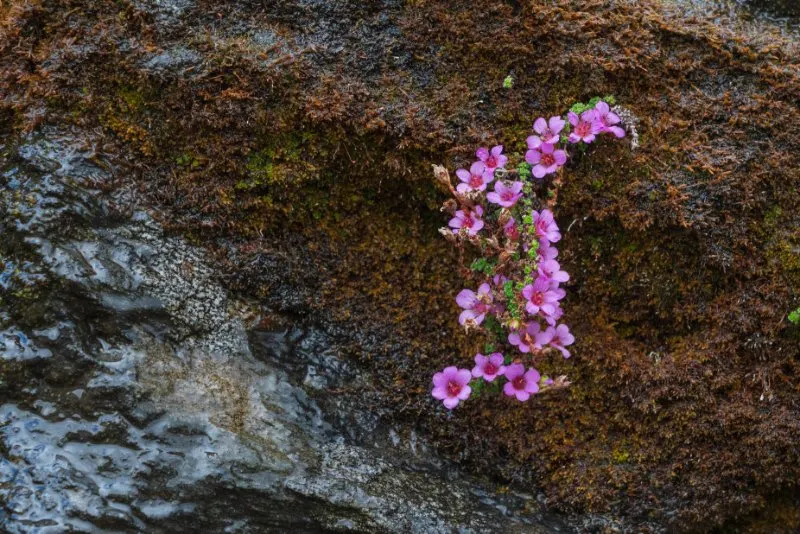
432,97,628,410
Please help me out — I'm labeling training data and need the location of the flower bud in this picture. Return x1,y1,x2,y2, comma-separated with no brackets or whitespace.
497,209,511,226
439,227,457,242
432,164,451,186
440,198,457,214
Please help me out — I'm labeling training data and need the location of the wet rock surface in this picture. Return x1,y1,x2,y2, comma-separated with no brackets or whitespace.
0,130,565,533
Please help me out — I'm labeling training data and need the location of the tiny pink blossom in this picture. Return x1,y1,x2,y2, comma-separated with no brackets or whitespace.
476,145,508,172
504,217,520,241
525,143,567,179
538,241,558,262
547,324,575,358
528,116,566,147
456,282,493,326
532,209,561,244
486,181,523,208
508,321,552,353
456,161,494,193
502,363,540,401
568,109,603,144
544,304,564,326
493,273,509,287
594,101,625,138
522,277,563,318
538,259,570,285
449,205,484,236
432,366,472,409
472,353,506,382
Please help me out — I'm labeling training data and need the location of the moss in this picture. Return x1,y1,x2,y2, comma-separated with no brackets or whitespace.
117,86,146,113
612,446,632,465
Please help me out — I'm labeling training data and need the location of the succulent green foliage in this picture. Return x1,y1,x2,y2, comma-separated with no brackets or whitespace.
517,161,531,180
789,307,800,324
470,257,496,275
483,314,505,339
570,95,616,115
503,75,514,89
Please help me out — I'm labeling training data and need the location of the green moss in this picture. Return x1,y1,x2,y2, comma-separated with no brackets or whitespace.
239,132,325,190
117,86,146,113
763,205,783,229
176,153,203,169
241,150,275,188
612,442,632,464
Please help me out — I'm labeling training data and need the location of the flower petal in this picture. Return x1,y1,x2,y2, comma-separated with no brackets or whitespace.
549,116,566,134
432,386,448,399
456,289,476,309
568,111,579,126
527,135,543,150
525,148,541,164
470,161,486,175
456,369,472,384
443,397,459,409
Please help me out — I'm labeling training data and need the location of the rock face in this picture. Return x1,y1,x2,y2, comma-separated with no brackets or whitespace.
1,0,799,531
0,131,562,533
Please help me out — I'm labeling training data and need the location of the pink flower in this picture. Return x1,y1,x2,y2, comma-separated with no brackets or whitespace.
504,217,520,241
522,277,563,317
493,273,509,287
456,161,493,193
476,145,508,172
528,116,566,148
508,322,552,353
449,205,484,236
487,181,523,208
532,209,561,244
568,109,603,144
594,101,625,138
544,304,564,326
525,143,567,179
538,259,569,285
538,241,558,262
432,366,472,409
502,363,540,401
472,353,506,382
547,324,575,358
456,282,493,326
